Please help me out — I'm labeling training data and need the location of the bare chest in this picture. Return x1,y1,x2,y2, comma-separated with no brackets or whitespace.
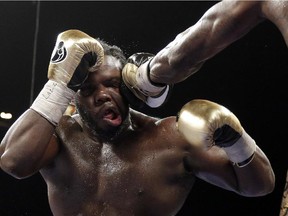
49,129,195,215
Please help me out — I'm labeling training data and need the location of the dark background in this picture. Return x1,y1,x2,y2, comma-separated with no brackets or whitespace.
0,1,287,216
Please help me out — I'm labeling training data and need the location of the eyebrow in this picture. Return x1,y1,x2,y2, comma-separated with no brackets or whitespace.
83,77,120,86
104,77,121,84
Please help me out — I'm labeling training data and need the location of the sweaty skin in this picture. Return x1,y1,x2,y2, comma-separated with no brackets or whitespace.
148,0,288,85
42,113,197,216
0,55,274,216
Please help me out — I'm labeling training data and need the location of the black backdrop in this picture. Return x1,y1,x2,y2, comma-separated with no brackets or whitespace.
0,1,287,216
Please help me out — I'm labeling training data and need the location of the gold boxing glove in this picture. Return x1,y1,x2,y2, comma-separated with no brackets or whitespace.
176,99,256,167
48,29,104,90
31,29,104,125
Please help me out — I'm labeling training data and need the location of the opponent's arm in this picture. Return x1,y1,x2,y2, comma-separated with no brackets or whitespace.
151,0,288,84
261,0,288,46
122,0,288,107
177,99,275,196
0,29,104,179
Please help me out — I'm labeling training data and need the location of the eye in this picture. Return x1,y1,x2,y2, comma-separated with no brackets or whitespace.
79,85,93,97
106,79,120,89
111,80,120,88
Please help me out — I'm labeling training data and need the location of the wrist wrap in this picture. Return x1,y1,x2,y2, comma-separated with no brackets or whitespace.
30,80,75,125
223,130,256,167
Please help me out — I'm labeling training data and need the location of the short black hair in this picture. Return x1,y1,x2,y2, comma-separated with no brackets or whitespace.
97,38,126,69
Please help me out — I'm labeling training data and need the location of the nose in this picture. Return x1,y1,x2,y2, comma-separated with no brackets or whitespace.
94,88,112,106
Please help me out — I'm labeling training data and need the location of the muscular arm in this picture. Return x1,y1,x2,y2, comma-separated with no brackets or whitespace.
176,99,275,197
0,30,104,179
193,145,275,197
0,109,59,179
149,0,288,84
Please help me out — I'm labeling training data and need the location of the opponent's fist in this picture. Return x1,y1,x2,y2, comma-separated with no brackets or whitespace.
121,52,172,108
177,99,256,166
48,29,104,91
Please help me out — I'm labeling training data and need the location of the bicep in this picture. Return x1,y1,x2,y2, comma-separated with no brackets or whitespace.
186,1,264,59
0,109,59,178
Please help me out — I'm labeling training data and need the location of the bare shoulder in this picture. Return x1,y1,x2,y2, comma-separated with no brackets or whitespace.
129,108,177,128
129,108,160,127
155,116,177,128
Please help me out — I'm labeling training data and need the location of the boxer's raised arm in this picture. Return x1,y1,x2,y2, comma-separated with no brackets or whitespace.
0,29,104,179
177,99,275,196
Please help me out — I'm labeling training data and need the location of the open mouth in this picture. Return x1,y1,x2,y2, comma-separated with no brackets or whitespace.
102,108,122,126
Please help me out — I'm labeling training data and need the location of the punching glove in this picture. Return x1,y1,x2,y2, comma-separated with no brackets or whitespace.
31,29,104,125
121,53,172,108
176,99,256,167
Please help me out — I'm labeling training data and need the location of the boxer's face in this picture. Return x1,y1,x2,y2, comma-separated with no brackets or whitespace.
75,55,130,141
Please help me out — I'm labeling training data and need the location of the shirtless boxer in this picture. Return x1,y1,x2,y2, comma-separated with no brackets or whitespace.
0,29,274,216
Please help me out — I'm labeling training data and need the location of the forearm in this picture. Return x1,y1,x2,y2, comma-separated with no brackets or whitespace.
233,146,275,197
150,0,265,84
0,109,56,178
177,99,275,197
1,30,103,178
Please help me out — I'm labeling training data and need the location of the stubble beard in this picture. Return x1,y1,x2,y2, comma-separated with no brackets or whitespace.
76,103,131,142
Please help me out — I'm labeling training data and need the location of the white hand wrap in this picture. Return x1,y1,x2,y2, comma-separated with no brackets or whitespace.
136,60,166,95
223,130,256,167
30,80,75,126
